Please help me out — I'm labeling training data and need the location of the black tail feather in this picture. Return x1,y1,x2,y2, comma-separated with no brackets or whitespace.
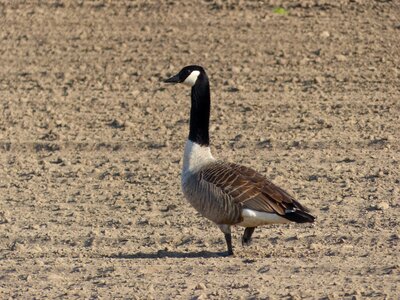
284,210,315,223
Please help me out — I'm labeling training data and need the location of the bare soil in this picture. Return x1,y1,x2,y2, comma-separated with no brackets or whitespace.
0,1,399,299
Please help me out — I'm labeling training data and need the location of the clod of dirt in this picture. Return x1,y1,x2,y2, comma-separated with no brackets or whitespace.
195,283,207,290
108,119,125,129
320,31,330,38
376,202,390,210
335,54,347,62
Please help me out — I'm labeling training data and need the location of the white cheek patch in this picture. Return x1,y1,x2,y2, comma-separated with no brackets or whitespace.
183,70,200,87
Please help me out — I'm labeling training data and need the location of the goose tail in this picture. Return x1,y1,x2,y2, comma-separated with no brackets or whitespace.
284,208,315,223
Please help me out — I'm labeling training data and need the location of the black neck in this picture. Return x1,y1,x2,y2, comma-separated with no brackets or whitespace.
188,74,210,146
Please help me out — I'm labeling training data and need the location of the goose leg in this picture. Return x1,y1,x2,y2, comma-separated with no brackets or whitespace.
224,233,234,256
218,224,234,256
242,227,256,246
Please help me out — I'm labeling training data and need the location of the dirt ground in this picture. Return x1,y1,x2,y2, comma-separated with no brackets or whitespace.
0,0,399,299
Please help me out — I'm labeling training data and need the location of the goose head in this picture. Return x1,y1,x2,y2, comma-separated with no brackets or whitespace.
164,65,211,146
164,65,206,87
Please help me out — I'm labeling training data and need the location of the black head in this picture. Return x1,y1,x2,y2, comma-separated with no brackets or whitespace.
164,65,206,87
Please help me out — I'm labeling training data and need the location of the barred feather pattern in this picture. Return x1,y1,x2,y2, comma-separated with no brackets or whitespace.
181,160,311,226
182,169,242,225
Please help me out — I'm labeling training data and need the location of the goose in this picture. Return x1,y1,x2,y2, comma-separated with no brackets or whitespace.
164,65,315,256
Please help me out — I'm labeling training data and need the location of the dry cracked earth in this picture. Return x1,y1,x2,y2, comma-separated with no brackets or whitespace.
0,0,399,299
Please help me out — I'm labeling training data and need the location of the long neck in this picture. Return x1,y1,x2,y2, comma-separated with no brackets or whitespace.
188,75,210,146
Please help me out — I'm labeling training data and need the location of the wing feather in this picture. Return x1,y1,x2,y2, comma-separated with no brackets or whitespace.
201,161,309,217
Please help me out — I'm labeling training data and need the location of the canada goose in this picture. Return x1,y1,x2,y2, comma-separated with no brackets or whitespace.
164,65,315,256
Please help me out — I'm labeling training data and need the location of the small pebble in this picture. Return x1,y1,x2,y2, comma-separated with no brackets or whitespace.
192,294,206,300
314,76,324,85
320,31,330,38
195,283,207,290
299,57,309,65
377,202,389,210
231,66,241,74
309,243,322,251
335,54,347,62
131,90,140,97
277,58,288,65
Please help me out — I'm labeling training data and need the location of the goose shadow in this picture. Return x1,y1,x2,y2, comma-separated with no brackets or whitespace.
106,250,226,259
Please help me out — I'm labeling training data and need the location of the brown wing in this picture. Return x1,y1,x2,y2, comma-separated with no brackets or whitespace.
200,161,309,216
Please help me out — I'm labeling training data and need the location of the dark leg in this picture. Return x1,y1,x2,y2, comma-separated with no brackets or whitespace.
224,233,234,256
218,224,234,256
242,227,256,246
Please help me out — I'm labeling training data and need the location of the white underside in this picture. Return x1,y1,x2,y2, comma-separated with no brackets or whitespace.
182,140,215,183
237,208,290,227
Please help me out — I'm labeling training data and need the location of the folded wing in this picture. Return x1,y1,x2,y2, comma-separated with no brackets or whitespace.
200,161,315,223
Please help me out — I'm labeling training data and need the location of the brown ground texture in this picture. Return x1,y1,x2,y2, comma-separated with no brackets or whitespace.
0,0,399,299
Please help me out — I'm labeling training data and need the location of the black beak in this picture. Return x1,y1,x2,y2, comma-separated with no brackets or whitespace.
164,73,180,84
